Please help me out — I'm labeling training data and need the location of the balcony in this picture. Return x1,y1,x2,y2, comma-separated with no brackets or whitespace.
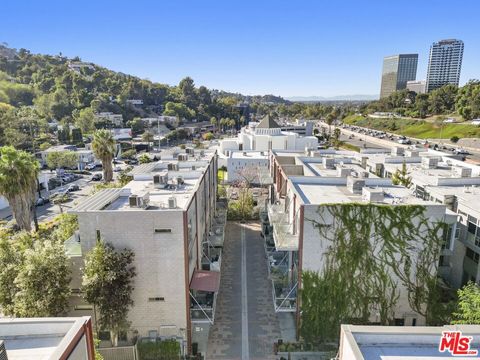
190,270,220,324
190,292,217,323
267,202,299,251
438,264,451,279
267,251,298,313
207,202,227,248
202,246,222,272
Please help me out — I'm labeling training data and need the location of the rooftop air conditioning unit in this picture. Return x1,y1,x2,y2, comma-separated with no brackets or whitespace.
168,196,177,209
407,150,420,157
168,163,179,171
323,157,335,169
421,156,440,169
391,147,404,156
453,166,472,178
153,174,168,188
347,176,365,194
362,187,384,203
129,194,149,209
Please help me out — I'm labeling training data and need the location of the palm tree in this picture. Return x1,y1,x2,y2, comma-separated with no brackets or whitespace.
92,130,116,182
210,117,217,133
0,146,39,231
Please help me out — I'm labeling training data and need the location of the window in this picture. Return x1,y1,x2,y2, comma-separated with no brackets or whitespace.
96,230,101,242
412,318,417,326
74,305,93,310
148,297,165,302
118,331,128,342
455,226,461,240
154,228,172,233
466,248,480,264
468,221,477,235
98,331,111,341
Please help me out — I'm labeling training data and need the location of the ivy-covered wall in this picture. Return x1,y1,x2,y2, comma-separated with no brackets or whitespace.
301,203,449,343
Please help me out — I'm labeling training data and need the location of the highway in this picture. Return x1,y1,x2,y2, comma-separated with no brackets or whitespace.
318,122,480,164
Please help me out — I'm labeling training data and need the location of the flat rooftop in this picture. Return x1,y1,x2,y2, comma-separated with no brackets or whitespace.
0,317,91,360
229,151,269,159
293,180,429,206
70,151,215,212
429,185,480,217
341,324,480,360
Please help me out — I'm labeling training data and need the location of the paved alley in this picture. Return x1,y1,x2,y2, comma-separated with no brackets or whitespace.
207,221,281,360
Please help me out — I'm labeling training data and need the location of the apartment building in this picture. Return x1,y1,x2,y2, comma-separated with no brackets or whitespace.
219,115,318,155
95,112,124,127
226,151,270,183
264,150,457,333
406,80,427,94
37,145,96,171
426,39,464,92
69,149,225,356
366,148,480,289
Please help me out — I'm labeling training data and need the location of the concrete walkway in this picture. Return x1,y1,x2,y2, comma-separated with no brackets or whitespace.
207,221,280,359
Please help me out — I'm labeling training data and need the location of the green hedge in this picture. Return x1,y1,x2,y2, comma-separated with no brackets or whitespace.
137,339,180,360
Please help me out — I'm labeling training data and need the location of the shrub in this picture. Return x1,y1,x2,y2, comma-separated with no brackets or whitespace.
137,339,180,360
121,149,137,159
450,135,460,143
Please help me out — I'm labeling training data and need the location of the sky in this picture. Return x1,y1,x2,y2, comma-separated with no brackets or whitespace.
1,0,479,98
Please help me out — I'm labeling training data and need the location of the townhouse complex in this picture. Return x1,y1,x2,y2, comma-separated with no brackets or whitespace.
263,147,479,333
219,116,318,183
68,148,226,356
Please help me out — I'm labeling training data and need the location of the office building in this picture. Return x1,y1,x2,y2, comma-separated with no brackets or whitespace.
426,39,464,92
69,148,226,357
406,80,427,94
380,54,418,98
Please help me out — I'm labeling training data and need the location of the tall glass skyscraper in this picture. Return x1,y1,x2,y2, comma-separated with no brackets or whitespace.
426,39,464,93
380,54,418,98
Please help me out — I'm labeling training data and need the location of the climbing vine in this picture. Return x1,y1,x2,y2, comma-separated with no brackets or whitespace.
301,203,447,343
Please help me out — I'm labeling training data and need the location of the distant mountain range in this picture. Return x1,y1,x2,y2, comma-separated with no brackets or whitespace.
286,94,378,102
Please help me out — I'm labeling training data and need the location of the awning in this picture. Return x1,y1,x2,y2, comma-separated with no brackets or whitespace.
190,270,220,292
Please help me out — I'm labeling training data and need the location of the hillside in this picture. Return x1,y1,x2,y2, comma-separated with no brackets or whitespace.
0,44,296,149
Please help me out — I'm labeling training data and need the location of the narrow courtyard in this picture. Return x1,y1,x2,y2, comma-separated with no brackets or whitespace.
207,221,281,360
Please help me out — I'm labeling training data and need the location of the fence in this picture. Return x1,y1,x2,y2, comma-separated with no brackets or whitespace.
98,345,137,360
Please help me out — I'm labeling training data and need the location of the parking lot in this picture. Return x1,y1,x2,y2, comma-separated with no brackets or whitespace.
0,161,131,223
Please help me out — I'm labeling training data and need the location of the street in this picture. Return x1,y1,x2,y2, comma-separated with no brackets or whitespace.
0,169,104,223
